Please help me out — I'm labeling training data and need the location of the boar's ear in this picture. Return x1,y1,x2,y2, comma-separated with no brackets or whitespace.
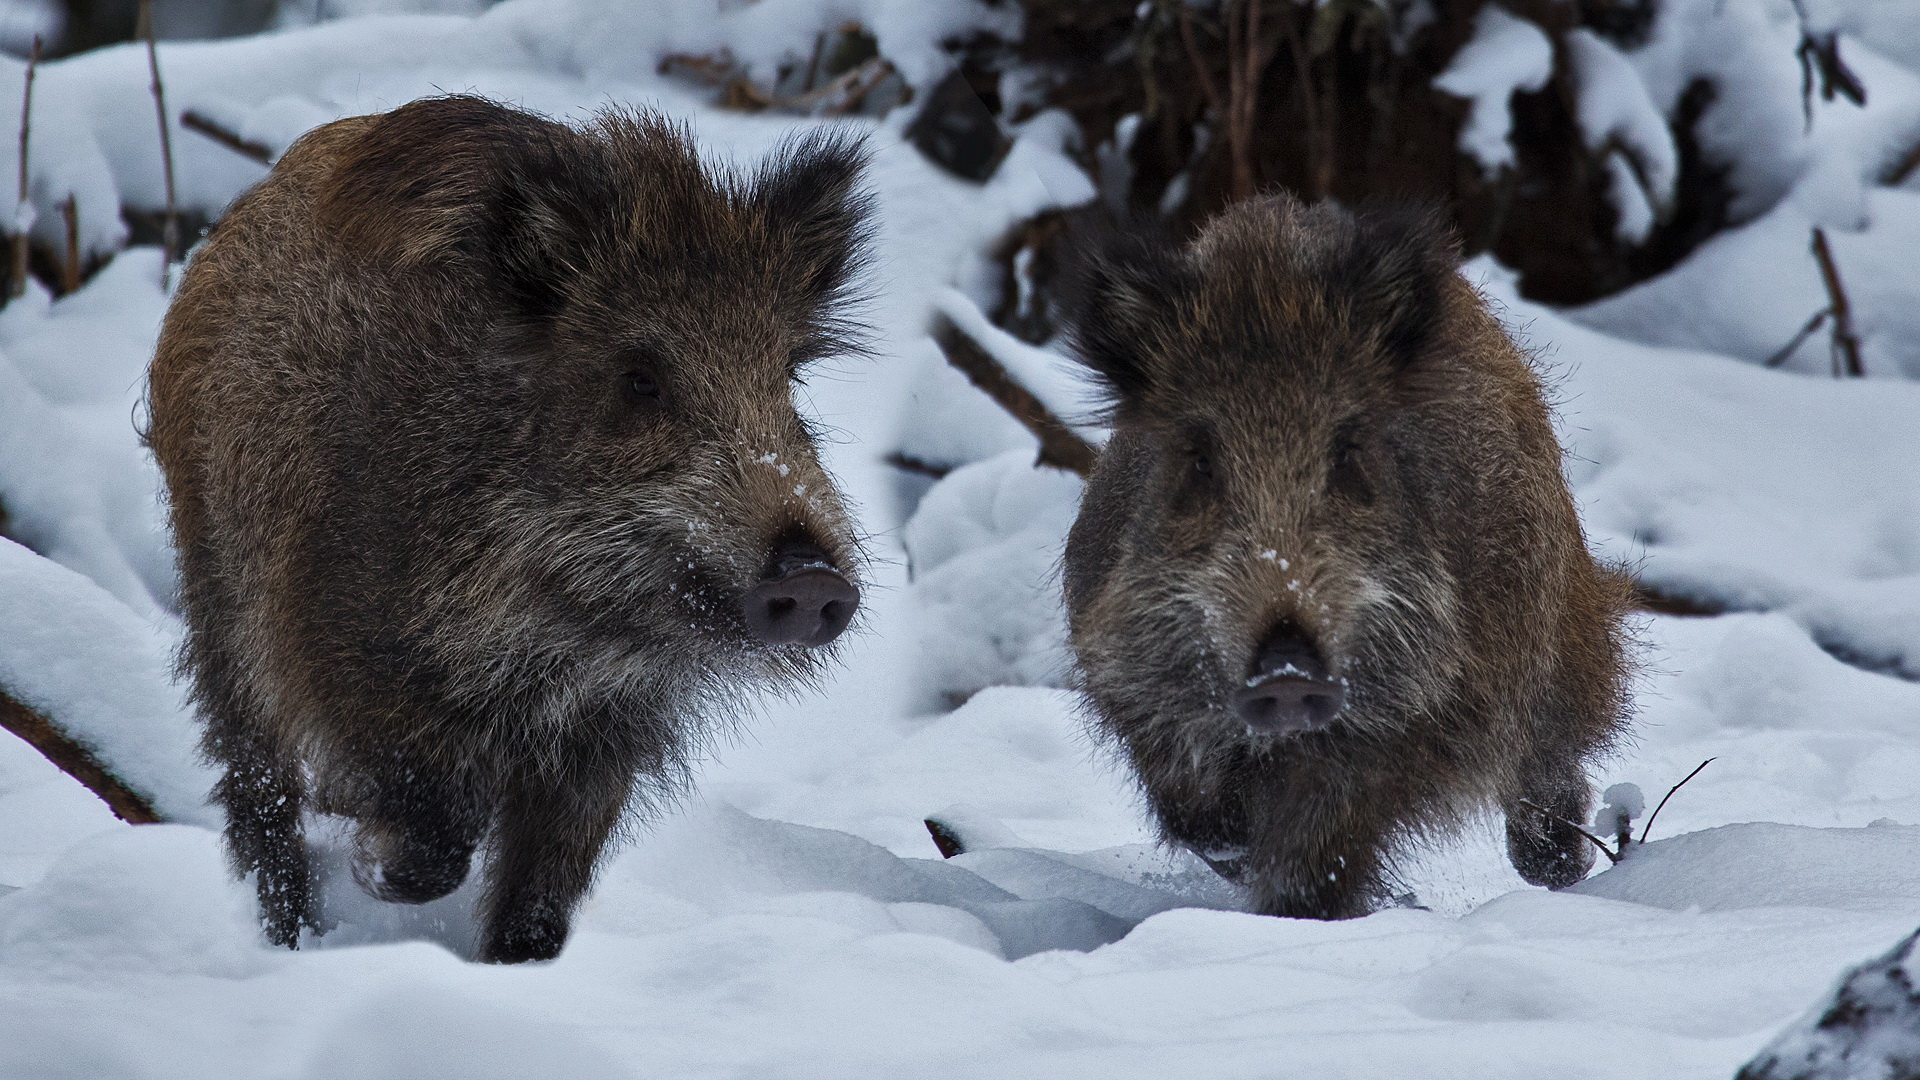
1346,205,1460,369
1062,216,1186,404
316,95,604,317
753,131,874,315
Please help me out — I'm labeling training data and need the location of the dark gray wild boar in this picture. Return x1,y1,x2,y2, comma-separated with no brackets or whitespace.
1061,194,1634,919
147,96,870,962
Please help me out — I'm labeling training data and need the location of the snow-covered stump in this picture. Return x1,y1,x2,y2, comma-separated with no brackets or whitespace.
1736,927,1920,1080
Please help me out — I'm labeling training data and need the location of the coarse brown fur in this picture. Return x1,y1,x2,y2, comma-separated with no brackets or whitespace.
1061,193,1636,919
146,96,872,962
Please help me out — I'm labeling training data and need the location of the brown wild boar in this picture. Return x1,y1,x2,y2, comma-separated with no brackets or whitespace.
147,96,870,962
1061,194,1634,919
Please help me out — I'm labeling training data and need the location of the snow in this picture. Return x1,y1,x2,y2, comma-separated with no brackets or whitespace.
3,1,1920,1076
1432,4,1553,175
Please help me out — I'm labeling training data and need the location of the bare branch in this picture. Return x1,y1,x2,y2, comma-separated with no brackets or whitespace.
180,110,273,166
1809,227,1863,377
1638,757,1715,845
0,687,162,825
930,314,1097,477
1765,307,1830,368
138,0,179,282
1177,5,1226,130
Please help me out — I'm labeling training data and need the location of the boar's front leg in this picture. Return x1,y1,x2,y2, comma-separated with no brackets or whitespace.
1239,757,1406,920
477,754,633,964
1503,755,1598,890
208,721,316,948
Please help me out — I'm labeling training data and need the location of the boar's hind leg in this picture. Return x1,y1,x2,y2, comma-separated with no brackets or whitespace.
1504,758,1597,890
476,761,632,964
208,722,315,948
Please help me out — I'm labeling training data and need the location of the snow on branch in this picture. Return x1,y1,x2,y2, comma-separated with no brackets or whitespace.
1564,28,1677,244
0,686,160,823
1432,5,1552,176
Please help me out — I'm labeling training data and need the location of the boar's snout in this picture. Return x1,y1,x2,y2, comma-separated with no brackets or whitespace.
1234,625,1346,734
742,540,859,647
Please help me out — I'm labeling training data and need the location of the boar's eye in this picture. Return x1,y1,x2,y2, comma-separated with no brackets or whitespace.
624,368,662,407
1330,435,1372,503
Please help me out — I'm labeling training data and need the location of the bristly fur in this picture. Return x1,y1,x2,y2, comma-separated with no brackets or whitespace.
147,96,873,963
1060,193,1636,919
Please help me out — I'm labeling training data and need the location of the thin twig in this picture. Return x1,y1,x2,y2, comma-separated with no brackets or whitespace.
0,686,163,825
60,193,77,293
1638,757,1715,844
1516,797,1622,863
10,35,38,300
180,109,273,166
138,0,179,283
1178,5,1226,134
1883,140,1920,186
931,314,1097,476
1809,227,1863,377
1765,308,1829,368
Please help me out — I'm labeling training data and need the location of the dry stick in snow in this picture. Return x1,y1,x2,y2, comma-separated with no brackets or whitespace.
137,0,179,285
9,35,38,301
180,110,273,166
0,687,163,824
1638,757,1715,844
931,314,1097,477
1809,227,1864,377
1884,140,1920,186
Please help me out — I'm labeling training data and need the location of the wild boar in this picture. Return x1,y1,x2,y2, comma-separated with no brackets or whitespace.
1061,193,1635,919
147,96,870,962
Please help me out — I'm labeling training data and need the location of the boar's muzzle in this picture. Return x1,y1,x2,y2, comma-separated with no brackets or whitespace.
1234,625,1346,734
743,541,859,647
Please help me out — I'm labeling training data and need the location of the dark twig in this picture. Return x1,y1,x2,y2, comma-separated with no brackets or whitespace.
1638,757,1715,844
924,818,966,859
1809,227,1864,377
931,313,1097,477
137,0,179,282
1885,140,1920,187
180,110,273,166
0,686,162,825
60,193,77,293
1765,308,1830,368
1516,797,1622,864
1177,5,1226,136
10,35,38,300
884,451,952,480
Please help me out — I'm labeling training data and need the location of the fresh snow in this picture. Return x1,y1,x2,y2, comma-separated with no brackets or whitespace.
2,1,1920,1077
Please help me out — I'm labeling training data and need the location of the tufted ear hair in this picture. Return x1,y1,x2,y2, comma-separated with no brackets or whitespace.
752,130,873,318
315,95,611,319
1060,213,1189,406
1340,204,1460,369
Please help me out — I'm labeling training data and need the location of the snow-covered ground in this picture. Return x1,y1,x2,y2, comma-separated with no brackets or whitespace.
5,2,1920,1076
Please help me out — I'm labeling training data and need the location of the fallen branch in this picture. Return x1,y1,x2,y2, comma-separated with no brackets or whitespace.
1881,140,1920,186
137,0,179,281
0,686,162,824
180,109,273,166
1809,227,1864,377
9,35,38,300
930,313,1097,476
